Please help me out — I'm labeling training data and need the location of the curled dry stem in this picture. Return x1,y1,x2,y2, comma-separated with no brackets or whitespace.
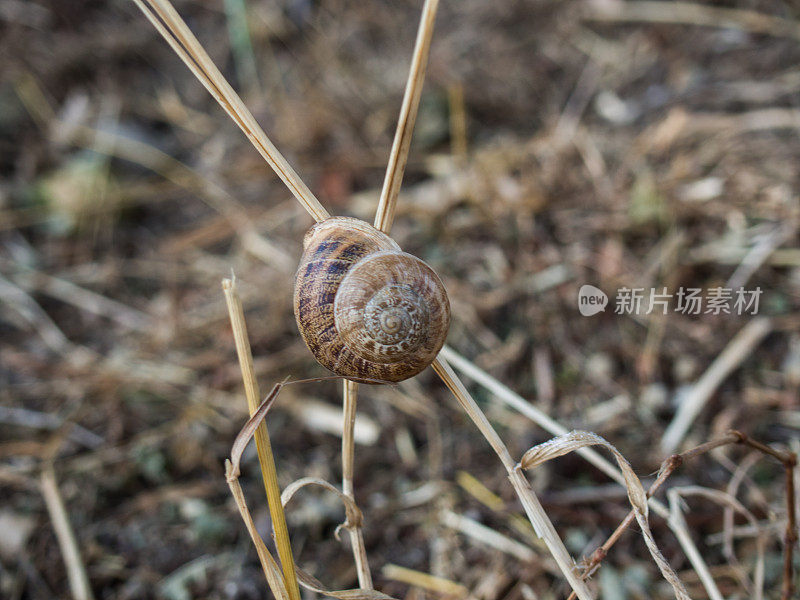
519,431,689,600
223,277,301,600
226,379,398,600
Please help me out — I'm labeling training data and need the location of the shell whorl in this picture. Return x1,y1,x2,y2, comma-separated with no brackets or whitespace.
293,216,450,383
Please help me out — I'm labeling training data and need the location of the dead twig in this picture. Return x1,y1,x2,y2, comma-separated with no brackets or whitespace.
662,317,772,453
520,431,689,600
40,466,95,600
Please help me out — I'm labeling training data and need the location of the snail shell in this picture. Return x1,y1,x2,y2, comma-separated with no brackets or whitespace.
293,216,450,383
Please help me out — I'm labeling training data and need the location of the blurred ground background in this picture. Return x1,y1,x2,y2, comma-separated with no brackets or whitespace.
1,0,799,598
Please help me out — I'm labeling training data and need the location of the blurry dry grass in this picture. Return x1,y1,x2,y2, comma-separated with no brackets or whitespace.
1,1,800,599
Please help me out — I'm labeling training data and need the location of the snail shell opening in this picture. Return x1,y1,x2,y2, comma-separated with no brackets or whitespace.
294,217,450,383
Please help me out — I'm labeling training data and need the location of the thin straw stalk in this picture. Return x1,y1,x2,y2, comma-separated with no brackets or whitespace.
222,277,301,600
439,345,671,520
374,0,439,233
130,0,329,222
431,357,594,600
41,466,95,600
353,0,441,584
342,380,373,588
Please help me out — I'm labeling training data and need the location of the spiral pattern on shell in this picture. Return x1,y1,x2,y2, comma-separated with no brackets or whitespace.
294,217,450,383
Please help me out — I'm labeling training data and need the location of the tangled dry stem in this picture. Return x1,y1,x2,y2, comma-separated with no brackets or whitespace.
566,429,797,600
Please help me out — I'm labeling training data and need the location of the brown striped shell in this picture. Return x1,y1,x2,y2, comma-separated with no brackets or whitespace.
293,216,450,383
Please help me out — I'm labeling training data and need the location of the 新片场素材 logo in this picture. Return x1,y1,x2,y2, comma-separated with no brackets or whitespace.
577,285,763,316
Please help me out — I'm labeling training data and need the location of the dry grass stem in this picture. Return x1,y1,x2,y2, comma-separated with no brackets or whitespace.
431,356,595,600
583,1,800,41
360,1,441,588
571,440,733,598
662,316,772,453
222,277,301,600
671,487,765,600
225,461,291,600
342,380,373,588
130,0,329,222
441,510,536,562
381,564,469,598
374,0,439,234
666,497,724,600
664,485,767,600
281,477,363,529
439,345,672,518
570,431,797,600
40,466,95,600
723,452,764,563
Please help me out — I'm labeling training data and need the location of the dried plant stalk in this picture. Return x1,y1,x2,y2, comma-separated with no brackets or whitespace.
222,277,301,600
226,469,290,600
519,431,690,600
40,466,95,600
431,356,595,600
130,0,329,222
342,380,373,588
347,0,441,587
667,486,765,600
569,431,797,600
374,0,440,233
440,510,536,561
439,345,674,519
382,564,468,597
661,316,772,453
227,382,399,600
226,394,291,600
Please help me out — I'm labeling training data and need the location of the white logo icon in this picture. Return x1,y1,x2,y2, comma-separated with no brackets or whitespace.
578,285,608,316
